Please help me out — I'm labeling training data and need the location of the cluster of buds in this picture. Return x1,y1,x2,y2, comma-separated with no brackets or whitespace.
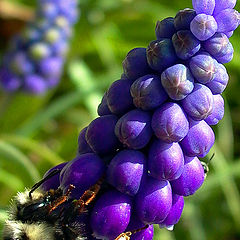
0,0,78,94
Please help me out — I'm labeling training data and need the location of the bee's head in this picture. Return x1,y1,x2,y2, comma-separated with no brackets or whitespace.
2,220,54,240
7,189,45,221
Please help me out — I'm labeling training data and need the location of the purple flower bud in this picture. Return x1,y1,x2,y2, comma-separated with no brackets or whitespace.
152,102,189,143
205,63,228,94
115,109,153,149
135,177,172,224
44,28,61,44
97,92,112,116
60,153,105,198
181,84,214,120
215,42,234,64
121,73,130,80
47,78,60,88
29,42,51,60
24,75,47,95
214,9,240,33
126,215,154,240
203,33,230,61
10,53,33,76
106,79,134,115
148,139,184,181
130,74,168,110
172,30,201,60
147,39,177,72
86,115,119,155
192,0,215,15
90,190,132,239
174,8,196,30
155,17,176,39
0,68,21,92
107,150,146,196
38,57,63,78
189,52,216,84
161,64,194,100
205,94,224,125
171,156,205,196
41,162,68,191
122,48,152,81
159,194,184,229
224,31,234,38
54,16,69,29
52,40,69,57
78,127,93,155
213,0,237,15
0,0,78,95
190,14,217,41
57,2,78,24
38,2,58,19
180,118,215,157
22,28,42,44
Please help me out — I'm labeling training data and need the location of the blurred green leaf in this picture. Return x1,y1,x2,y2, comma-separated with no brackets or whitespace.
0,208,7,232
0,209,7,222
1,134,63,165
69,60,96,91
91,23,120,72
15,90,85,137
200,144,240,228
0,93,50,133
0,168,24,191
217,98,234,159
68,60,102,117
0,141,40,185
154,225,175,240
198,157,240,196
182,202,206,240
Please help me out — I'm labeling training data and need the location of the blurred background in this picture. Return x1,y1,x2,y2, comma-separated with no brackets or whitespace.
0,0,240,239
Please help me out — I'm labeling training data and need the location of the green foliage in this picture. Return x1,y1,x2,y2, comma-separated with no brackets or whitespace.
0,0,240,239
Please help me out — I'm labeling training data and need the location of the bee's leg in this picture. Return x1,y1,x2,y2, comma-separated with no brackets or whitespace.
48,184,75,213
74,176,104,214
115,225,149,240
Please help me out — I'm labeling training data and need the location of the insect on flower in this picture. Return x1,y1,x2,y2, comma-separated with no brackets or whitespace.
2,169,104,240
201,153,215,179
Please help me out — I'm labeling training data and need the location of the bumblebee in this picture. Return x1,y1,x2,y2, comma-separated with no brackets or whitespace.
3,170,148,240
2,170,102,240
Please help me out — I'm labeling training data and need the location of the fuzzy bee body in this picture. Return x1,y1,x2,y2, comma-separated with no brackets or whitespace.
3,188,87,240
2,167,91,240
3,171,147,240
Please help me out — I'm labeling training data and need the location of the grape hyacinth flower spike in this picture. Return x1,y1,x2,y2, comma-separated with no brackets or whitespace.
75,0,239,238
0,0,78,94
4,0,238,240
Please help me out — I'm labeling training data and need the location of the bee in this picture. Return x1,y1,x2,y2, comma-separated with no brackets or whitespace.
201,153,215,179
2,169,103,240
3,169,149,240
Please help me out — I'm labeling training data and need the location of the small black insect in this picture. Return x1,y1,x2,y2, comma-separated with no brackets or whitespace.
201,153,215,179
